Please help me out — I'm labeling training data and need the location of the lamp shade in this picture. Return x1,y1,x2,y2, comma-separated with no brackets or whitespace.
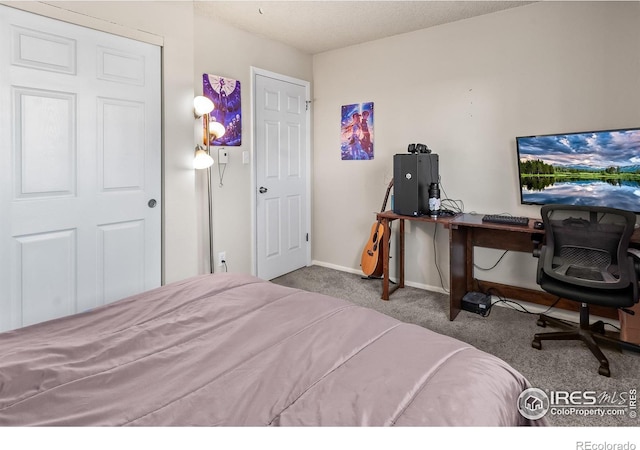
193,96,214,117
209,120,226,139
194,147,214,169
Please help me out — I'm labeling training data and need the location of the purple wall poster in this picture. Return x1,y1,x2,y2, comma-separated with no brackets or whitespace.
203,74,241,146
341,102,374,160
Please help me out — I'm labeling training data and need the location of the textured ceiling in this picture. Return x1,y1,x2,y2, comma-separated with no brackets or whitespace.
194,1,535,55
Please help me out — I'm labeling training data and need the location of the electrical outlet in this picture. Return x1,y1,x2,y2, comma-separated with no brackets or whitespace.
218,251,226,266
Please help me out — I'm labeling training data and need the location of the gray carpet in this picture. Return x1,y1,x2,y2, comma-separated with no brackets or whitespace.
272,265,640,427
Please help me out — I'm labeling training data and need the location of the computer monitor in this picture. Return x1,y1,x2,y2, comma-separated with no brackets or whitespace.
516,127,640,213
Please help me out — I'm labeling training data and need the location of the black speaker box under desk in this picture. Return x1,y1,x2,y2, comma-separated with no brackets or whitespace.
393,153,439,216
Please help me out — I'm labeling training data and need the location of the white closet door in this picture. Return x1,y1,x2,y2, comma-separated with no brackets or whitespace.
0,6,161,331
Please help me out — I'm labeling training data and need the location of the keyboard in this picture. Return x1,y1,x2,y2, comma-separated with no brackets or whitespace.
482,214,530,227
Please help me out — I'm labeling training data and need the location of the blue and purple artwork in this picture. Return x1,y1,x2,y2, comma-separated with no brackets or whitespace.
203,74,241,146
341,102,374,160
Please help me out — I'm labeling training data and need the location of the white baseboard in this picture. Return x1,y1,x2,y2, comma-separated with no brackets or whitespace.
310,260,448,295
311,260,361,276
309,260,620,330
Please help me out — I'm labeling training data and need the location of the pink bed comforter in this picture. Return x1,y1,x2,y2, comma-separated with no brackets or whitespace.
0,273,541,426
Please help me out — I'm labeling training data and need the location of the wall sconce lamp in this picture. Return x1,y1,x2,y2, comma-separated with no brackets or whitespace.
193,95,226,273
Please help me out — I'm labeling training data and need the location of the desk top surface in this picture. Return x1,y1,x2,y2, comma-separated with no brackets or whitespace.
376,211,536,231
450,213,539,233
377,210,640,243
376,210,457,224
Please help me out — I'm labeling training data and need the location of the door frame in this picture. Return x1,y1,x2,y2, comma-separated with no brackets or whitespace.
250,67,311,277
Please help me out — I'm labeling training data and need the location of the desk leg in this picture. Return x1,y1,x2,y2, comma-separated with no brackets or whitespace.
381,218,390,300
399,219,405,289
449,225,469,321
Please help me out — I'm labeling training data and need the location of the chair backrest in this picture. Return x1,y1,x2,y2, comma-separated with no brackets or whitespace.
540,204,637,291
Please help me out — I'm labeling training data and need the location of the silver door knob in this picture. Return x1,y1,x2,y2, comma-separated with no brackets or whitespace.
259,187,268,194
148,199,157,208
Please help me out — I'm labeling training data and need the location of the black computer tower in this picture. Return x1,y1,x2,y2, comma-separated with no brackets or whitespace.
393,153,439,216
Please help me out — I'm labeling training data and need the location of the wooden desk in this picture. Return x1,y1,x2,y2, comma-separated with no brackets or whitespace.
449,214,640,321
377,211,639,322
449,213,555,321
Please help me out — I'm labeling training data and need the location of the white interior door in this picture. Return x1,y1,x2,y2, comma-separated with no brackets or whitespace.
254,70,310,280
0,6,161,331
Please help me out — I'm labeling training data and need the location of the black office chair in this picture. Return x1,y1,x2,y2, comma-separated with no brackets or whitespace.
532,204,640,377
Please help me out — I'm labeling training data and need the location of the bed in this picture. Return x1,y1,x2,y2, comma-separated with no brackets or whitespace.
0,273,543,426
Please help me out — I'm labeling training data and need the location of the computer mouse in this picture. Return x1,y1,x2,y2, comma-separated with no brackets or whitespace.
533,221,544,230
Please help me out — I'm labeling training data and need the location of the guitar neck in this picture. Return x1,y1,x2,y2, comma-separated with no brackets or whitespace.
379,179,394,213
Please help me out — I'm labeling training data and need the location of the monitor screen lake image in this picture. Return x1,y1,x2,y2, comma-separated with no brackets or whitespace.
516,128,640,213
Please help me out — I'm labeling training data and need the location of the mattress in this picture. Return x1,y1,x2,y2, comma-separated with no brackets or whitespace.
0,273,543,426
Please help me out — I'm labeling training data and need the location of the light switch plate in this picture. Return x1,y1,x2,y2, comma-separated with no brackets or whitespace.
218,148,229,164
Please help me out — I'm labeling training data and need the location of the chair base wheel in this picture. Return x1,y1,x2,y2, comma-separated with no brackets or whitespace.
532,339,542,350
598,365,610,377
536,319,546,327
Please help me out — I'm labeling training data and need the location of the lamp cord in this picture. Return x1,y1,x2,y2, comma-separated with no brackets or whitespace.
218,162,227,187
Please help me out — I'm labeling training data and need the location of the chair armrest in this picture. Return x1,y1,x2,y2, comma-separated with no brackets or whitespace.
535,246,547,284
628,248,640,259
629,248,640,274
532,234,544,258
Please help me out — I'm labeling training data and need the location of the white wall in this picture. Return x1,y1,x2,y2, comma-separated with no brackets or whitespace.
312,1,640,292
193,15,313,275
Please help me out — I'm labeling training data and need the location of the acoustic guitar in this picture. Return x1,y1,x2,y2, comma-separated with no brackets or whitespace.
360,179,394,277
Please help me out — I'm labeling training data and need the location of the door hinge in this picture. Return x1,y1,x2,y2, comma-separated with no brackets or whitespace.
306,233,309,242
305,100,312,111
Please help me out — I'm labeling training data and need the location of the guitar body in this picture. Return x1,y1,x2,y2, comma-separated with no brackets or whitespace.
360,179,394,278
360,221,385,277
